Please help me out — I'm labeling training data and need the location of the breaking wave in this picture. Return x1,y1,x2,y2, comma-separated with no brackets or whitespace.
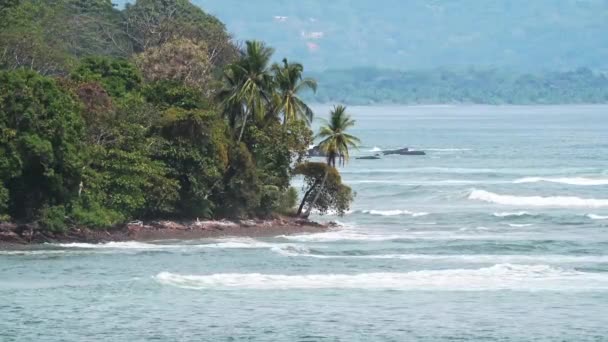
469,189,608,208
588,214,608,220
359,209,429,217
154,264,608,291
493,211,534,218
271,248,608,264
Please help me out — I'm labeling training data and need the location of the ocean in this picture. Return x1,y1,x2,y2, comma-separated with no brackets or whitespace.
2,105,608,341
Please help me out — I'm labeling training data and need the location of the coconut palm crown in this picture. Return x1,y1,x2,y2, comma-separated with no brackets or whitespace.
316,105,361,167
272,58,317,125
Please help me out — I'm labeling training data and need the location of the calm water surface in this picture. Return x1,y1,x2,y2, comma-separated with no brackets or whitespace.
2,105,608,341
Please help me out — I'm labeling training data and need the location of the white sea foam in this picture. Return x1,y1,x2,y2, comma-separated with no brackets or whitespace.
493,211,533,218
507,223,534,228
280,230,556,242
369,146,382,152
514,177,608,186
272,249,608,264
588,214,608,220
360,209,429,217
154,264,608,291
55,238,276,250
56,241,179,249
470,189,608,208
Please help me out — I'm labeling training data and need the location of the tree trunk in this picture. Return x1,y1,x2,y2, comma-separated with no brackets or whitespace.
296,180,318,216
237,111,249,143
302,169,328,218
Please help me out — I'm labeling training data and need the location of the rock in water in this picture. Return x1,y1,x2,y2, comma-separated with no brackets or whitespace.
383,148,426,155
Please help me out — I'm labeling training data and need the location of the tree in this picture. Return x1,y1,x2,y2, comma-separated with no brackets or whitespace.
0,1,73,75
272,58,317,125
302,105,360,217
219,40,275,142
295,162,353,217
134,38,214,93
317,105,360,167
0,70,85,222
71,56,142,97
122,0,237,66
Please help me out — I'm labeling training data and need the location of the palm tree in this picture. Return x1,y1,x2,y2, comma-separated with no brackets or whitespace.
317,105,360,167
272,58,317,125
219,40,275,142
302,105,360,217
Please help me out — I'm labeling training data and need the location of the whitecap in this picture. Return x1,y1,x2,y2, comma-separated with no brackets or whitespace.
55,238,277,251
55,241,178,250
154,264,608,291
493,211,533,218
588,214,608,220
272,252,608,264
507,223,534,228
514,177,608,186
470,189,608,208
369,146,382,152
360,209,429,217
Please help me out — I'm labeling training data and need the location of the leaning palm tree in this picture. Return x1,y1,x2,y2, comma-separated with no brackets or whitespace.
219,40,275,142
302,105,360,217
272,58,317,125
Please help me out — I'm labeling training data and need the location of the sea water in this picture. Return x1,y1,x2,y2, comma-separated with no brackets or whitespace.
2,105,608,341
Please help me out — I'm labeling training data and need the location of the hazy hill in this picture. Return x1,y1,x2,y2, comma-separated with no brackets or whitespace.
182,0,608,71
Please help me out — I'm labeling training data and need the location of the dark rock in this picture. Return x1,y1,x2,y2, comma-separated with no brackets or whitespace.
383,148,426,156
307,145,326,157
356,155,382,160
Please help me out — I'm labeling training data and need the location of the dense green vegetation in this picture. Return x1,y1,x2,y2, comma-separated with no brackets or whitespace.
306,68,608,105
0,0,354,230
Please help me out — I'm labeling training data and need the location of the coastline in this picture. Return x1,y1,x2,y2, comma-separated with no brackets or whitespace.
0,217,329,248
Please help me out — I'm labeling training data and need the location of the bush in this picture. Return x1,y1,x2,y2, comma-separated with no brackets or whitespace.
71,200,125,229
39,205,67,232
278,187,299,215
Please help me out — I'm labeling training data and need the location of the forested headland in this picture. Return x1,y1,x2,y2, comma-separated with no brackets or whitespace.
306,67,608,105
0,0,354,235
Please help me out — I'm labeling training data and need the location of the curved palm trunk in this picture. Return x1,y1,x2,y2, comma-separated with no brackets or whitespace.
301,168,329,218
296,179,318,216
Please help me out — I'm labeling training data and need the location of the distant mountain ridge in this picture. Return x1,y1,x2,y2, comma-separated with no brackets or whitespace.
181,0,608,72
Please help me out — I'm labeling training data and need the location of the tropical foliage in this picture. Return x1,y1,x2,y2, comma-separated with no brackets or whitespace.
0,0,354,231
297,106,359,217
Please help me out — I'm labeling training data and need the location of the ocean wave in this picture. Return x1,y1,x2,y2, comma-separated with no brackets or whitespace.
507,223,535,228
359,209,429,217
588,214,608,220
279,230,566,242
272,249,608,264
514,177,608,186
55,238,277,250
56,241,180,250
369,146,382,152
469,189,608,208
154,264,608,291
493,211,534,218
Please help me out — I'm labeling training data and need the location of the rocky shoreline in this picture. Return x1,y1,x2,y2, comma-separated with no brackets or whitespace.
0,217,329,247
